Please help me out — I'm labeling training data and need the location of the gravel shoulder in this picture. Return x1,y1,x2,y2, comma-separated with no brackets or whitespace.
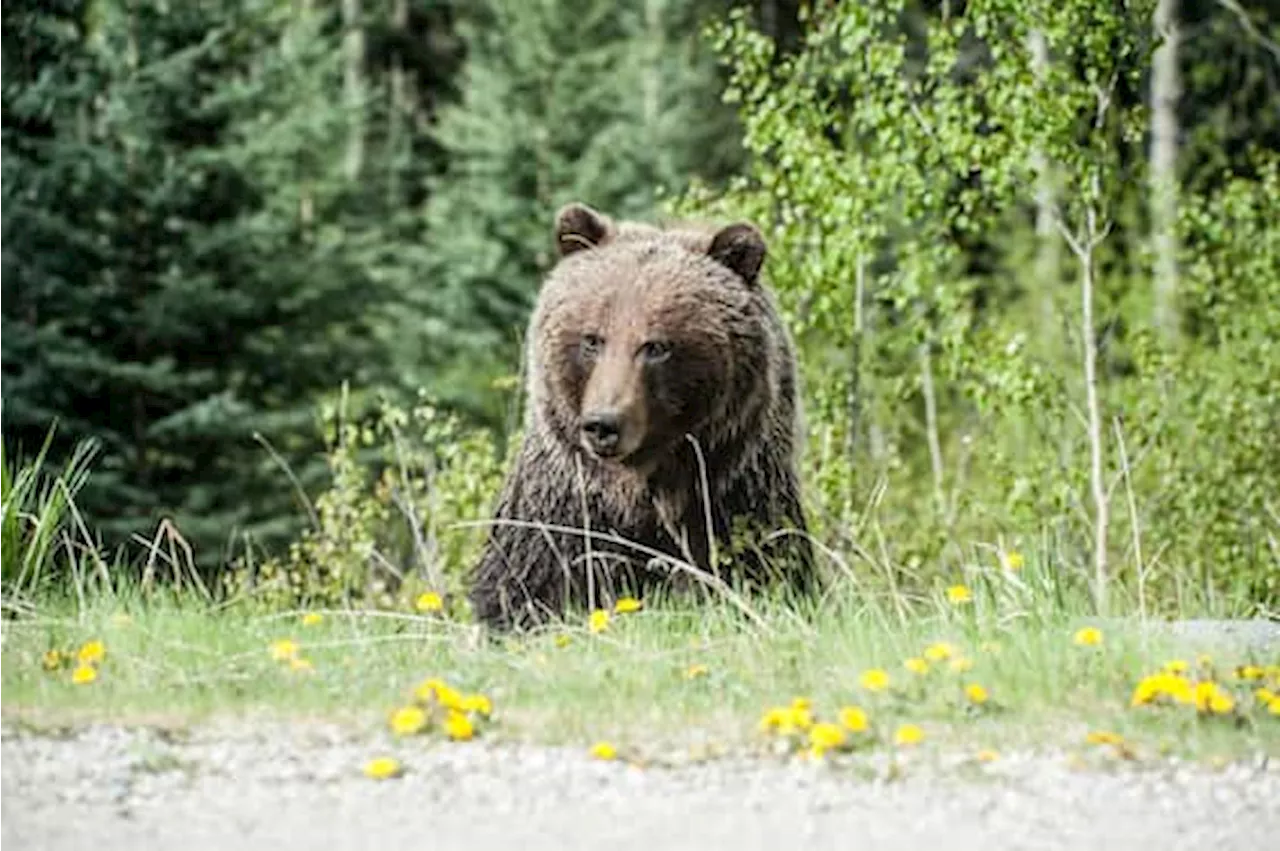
4,719,1277,851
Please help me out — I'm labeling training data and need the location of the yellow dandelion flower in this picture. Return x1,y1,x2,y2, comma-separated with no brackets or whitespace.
415,591,444,613
1131,672,1194,707
838,706,869,733
859,668,890,692
1256,687,1276,705
288,657,315,673
1002,551,1025,572
42,649,64,671
443,710,475,741
1192,681,1235,715
784,701,814,732
1163,660,1189,675
894,724,924,746
389,705,428,736
414,677,448,702
808,722,846,755
77,640,106,665
71,665,97,685
301,612,324,627
613,597,642,614
1085,731,1123,746
1130,675,1162,706
759,707,789,733
590,742,618,761
588,609,610,634
683,664,710,680
975,749,1000,763
1166,676,1194,705
965,683,990,705
904,657,929,675
1268,697,1280,716
269,639,299,661
435,684,465,711
924,642,956,662
950,657,975,673
554,634,571,648
460,694,493,717
1073,627,1103,647
363,756,403,780
1235,665,1264,681
759,702,812,736
946,584,973,604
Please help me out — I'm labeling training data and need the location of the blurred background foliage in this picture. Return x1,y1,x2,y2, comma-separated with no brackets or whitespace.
3,0,1277,614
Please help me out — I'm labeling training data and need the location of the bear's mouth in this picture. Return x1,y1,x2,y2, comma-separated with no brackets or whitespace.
580,435,635,463
580,435,681,476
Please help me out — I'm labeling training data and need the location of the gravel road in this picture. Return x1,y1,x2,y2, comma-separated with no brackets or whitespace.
3,719,1277,851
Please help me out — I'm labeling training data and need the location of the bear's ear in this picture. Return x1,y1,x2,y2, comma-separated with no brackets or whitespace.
554,202,614,257
707,222,767,286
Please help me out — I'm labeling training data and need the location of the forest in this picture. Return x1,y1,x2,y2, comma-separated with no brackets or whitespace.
4,0,1278,616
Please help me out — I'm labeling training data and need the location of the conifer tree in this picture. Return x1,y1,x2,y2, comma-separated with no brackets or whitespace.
2,0,404,567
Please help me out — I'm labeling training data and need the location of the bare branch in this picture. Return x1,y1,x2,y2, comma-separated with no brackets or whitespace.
1053,208,1088,259
1214,0,1280,63
1092,72,1119,128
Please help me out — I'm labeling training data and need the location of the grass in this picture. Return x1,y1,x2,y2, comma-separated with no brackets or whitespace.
4,588,1277,767
3,430,1277,770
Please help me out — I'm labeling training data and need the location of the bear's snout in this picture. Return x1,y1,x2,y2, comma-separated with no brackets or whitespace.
581,411,624,458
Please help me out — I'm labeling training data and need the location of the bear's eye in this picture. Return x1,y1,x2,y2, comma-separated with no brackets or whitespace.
580,334,605,360
639,340,672,364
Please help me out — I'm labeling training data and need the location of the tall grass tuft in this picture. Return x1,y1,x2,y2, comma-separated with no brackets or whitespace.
1,426,100,605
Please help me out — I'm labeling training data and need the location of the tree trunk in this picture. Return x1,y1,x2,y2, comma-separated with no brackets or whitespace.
919,338,944,507
342,0,365,181
1150,0,1180,342
1081,236,1109,616
1028,29,1060,350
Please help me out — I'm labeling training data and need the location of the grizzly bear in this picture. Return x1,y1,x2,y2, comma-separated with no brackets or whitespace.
468,202,814,631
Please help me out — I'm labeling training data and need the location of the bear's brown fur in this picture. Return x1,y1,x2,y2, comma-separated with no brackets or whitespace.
468,202,814,630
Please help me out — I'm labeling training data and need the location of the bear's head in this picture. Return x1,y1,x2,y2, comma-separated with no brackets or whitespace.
529,202,776,471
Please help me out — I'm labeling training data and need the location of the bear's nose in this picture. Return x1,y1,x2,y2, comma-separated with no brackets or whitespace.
582,413,622,456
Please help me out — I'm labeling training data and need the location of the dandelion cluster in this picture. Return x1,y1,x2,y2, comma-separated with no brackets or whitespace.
1130,658,1280,720
41,639,109,685
387,676,494,743
759,697,889,760
756,638,1007,765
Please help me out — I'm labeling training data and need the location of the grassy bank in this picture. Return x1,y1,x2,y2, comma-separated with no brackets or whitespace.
4,589,1277,766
